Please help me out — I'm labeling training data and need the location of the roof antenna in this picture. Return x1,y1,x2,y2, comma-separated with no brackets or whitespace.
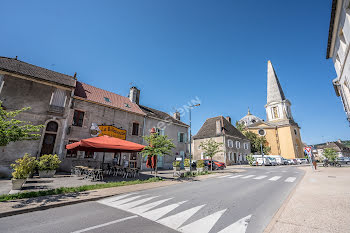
73,72,77,79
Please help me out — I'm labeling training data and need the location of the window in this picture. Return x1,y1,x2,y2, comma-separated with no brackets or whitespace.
178,132,186,143
46,121,58,132
294,129,297,135
272,107,279,119
84,151,94,158
104,97,111,103
156,128,164,136
236,141,240,149
258,129,266,136
244,143,249,150
66,140,78,158
198,145,201,150
132,122,139,136
50,88,66,107
73,110,84,127
228,140,233,148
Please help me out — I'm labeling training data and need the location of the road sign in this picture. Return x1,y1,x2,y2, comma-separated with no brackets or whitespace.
304,147,311,154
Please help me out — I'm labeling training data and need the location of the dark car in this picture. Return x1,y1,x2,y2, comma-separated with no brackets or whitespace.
202,159,226,170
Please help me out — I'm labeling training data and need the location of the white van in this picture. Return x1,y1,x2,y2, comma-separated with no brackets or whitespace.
268,155,285,165
255,157,275,166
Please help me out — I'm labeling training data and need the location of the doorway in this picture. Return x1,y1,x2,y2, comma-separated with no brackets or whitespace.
40,121,58,155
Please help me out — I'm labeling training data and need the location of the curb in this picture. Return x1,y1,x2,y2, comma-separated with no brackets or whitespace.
263,167,307,233
0,172,229,218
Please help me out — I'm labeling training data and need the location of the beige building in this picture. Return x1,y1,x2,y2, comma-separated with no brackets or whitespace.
192,116,251,165
239,61,304,159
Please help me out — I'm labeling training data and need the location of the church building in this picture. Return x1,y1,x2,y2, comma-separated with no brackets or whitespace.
239,61,304,159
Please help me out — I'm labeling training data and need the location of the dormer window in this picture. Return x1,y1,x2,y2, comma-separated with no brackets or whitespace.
104,97,111,103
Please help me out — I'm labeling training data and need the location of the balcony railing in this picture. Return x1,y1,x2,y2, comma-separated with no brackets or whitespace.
48,105,65,115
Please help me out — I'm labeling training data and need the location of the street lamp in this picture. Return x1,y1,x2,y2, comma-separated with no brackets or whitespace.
260,143,265,166
189,104,200,170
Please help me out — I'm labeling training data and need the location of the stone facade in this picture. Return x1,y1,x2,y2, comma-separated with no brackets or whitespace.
192,116,251,165
327,0,350,125
0,63,75,177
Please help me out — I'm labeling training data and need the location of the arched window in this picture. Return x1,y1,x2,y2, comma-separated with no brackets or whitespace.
46,121,58,132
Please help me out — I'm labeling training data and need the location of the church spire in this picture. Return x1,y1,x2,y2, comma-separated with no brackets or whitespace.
267,60,286,104
247,107,251,115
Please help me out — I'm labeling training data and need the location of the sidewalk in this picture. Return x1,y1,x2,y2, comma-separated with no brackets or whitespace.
265,166,350,233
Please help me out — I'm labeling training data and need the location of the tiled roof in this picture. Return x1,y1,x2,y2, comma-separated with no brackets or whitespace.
193,116,246,140
139,105,189,127
74,81,146,116
0,56,75,87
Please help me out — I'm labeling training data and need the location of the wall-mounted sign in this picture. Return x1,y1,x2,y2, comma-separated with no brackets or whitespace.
90,123,101,137
98,125,126,140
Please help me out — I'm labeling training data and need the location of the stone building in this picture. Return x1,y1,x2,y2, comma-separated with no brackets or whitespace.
326,0,350,125
192,116,251,165
0,56,76,176
313,140,350,159
239,61,304,159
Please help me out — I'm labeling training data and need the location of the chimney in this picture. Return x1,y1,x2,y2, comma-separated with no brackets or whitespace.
225,116,231,123
129,86,140,105
173,111,180,120
216,120,222,135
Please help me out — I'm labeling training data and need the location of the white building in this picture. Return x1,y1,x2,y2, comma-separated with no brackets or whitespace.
327,0,350,125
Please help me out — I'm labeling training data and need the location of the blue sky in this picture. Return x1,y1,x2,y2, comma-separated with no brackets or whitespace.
1,0,348,144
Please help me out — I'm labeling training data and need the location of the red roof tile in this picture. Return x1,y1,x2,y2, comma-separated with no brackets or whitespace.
74,81,145,116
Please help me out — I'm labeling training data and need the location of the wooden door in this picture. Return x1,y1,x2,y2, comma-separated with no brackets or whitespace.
40,133,56,155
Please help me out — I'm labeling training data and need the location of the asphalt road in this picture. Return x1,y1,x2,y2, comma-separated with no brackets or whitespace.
0,166,304,233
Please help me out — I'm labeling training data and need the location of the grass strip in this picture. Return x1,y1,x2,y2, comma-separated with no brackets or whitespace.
0,177,162,202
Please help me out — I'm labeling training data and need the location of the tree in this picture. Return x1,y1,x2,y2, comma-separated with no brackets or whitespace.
200,139,223,171
246,154,255,166
323,148,337,162
0,102,44,147
235,121,245,133
141,133,175,177
242,131,271,155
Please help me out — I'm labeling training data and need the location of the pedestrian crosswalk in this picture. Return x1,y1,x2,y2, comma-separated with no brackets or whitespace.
216,174,296,183
98,193,251,233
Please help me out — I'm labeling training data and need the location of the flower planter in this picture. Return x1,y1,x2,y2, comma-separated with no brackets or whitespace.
39,170,56,178
196,167,204,173
12,179,26,190
184,166,191,172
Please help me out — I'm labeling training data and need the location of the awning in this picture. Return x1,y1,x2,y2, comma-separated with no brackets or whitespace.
66,135,145,152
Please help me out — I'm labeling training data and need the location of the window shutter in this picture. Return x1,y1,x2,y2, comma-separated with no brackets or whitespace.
178,132,181,142
51,88,66,107
184,133,187,143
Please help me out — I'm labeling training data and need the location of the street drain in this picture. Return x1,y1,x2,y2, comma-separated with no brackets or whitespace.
328,176,336,178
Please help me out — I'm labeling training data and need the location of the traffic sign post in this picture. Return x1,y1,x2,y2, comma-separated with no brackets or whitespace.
304,147,314,170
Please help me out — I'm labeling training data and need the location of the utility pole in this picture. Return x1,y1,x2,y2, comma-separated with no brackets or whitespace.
189,104,200,170
261,143,265,166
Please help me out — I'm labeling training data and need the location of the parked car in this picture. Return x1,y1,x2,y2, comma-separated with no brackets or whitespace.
199,159,226,170
336,157,350,165
297,158,308,164
267,157,277,166
287,159,296,165
281,158,289,165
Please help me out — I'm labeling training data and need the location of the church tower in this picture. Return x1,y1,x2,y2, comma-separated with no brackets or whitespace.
265,60,293,124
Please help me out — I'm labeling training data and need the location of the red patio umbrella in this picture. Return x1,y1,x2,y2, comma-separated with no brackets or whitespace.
66,135,145,152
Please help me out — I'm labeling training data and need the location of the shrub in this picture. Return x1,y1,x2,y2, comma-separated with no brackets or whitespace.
184,158,190,167
37,154,61,171
11,154,36,179
172,160,181,167
246,154,255,166
197,160,204,168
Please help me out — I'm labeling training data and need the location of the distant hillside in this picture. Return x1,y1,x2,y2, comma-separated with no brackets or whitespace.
342,140,350,147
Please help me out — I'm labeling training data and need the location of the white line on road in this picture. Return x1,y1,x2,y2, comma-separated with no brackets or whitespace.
268,176,281,181
241,175,255,179
228,175,243,179
71,215,138,233
128,198,173,214
141,200,187,221
285,177,296,182
253,176,267,180
218,175,233,178
217,214,251,233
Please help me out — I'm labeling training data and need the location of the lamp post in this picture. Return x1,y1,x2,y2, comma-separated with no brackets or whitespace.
189,104,200,170
260,143,265,166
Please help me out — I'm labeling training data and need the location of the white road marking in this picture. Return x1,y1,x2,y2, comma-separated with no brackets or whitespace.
228,175,244,179
71,215,138,233
97,193,136,205
241,175,255,179
141,201,187,221
178,209,227,233
253,176,267,180
128,198,173,214
269,176,281,181
117,196,159,211
157,204,206,229
285,177,296,182
218,175,232,178
217,215,251,233
282,171,287,172
109,195,147,207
